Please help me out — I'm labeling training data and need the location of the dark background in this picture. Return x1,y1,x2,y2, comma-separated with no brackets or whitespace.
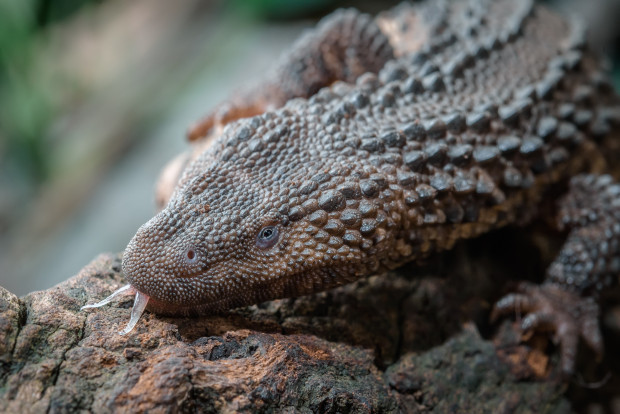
0,0,618,296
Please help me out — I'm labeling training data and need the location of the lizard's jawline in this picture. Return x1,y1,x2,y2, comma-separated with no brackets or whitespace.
81,284,150,335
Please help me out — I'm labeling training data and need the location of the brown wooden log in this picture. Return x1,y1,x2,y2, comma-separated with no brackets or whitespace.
1,233,615,412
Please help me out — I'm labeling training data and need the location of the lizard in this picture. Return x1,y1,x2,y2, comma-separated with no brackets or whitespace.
82,0,620,377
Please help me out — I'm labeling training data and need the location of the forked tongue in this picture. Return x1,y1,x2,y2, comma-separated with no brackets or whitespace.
81,284,150,335
118,290,150,335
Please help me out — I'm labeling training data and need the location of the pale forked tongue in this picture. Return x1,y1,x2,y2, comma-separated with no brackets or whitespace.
118,291,150,335
81,284,135,310
81,284,150,335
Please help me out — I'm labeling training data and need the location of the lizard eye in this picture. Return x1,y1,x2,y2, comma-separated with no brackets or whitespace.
256,225,279,249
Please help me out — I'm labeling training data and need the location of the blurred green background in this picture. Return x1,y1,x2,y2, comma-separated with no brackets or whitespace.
0,0,618,296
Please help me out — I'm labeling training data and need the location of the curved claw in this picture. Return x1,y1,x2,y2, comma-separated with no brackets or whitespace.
490,293,536,322
521,312,556,332
493,282,603,377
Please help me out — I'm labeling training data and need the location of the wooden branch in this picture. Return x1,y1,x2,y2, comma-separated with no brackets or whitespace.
0,247,578,412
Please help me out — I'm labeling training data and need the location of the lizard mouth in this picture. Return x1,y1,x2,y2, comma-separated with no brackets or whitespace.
81,284,150,335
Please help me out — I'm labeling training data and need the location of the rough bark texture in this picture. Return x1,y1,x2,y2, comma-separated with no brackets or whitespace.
0,229,619,413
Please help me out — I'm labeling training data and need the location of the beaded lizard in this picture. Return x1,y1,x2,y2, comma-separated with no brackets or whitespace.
83,0,620,376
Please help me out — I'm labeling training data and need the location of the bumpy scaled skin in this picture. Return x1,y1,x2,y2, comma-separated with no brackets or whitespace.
122,0,620,374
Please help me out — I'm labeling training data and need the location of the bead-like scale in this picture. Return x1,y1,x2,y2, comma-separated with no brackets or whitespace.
113,0,620,375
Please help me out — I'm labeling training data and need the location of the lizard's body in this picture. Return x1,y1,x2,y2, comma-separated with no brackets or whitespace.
90,0,620,374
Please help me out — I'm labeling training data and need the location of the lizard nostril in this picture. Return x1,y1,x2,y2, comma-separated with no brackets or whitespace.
184,246,199,264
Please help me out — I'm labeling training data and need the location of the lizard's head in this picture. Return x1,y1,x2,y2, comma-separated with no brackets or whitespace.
121,160,367,318
122,166,284,316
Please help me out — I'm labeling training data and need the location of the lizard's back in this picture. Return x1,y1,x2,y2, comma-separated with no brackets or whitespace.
170,0,619,284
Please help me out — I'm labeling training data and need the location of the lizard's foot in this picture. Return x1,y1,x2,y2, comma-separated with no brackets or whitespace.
491,282,603,377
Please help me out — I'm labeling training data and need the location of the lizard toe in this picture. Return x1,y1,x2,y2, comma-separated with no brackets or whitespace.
490,292,537,322
493,282,603,377
520,312,556,332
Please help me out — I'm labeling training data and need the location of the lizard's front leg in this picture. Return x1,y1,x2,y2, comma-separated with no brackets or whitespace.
187,8,394,141
493,174,620,376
